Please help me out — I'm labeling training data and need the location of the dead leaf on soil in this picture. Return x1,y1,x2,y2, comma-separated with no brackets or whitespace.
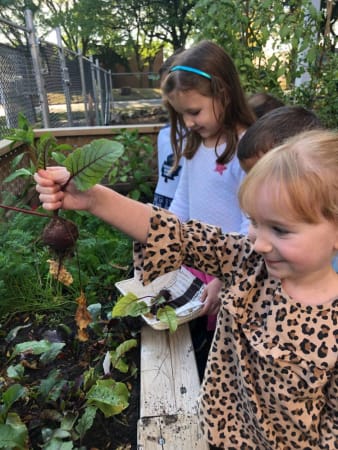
75,291,92,341
47,259,73,286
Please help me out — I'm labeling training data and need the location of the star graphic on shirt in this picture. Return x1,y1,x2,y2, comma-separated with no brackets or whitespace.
215,163,227,175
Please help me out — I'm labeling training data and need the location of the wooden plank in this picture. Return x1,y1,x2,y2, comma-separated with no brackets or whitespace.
0,139,21,157
168,325,201,415
140,326,177,417
137,415,209,450
140,324,201,418
33,123,163,137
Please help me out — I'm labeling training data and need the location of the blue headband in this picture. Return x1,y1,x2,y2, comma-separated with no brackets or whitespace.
169,65,212,80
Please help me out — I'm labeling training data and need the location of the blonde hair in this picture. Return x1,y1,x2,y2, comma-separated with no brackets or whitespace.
239,129,338,224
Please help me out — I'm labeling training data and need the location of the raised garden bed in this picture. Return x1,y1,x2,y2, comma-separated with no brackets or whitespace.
0,125,208,450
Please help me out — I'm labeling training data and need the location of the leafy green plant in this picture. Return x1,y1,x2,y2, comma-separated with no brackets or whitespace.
112,291,178,333
1,114,126,317
10,340,66,365
4,113,72,201
107,128,155,200
0,384,29,450
1,304,139,449
194,0,337,129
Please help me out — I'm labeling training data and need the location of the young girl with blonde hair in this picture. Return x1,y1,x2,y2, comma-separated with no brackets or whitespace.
35,128,338,449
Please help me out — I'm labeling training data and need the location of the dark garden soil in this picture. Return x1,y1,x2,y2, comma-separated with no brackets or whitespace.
0,309,145,450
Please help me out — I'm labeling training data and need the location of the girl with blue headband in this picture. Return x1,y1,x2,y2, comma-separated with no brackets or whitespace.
161,40,255,373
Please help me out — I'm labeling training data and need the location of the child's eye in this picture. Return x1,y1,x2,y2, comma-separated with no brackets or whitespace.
272,226,289,235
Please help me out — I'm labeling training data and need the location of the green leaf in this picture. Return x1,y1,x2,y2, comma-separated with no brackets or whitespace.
86,379,129,417
1,384,26,413
39,369,66,401
12,340,65,364
0,416,28,450
83,367,98,392
4,168,33,183
75,406,97,440
6,364,25,381
60,413,78,432
64,139,124,191
109,338,138,372
109,356,129,373
157,306,178,333
115,338,138,358
9,153,25,170
51,151,67,165
112,293,148,317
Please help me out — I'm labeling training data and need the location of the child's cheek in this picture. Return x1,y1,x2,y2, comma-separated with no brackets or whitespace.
247,224,256,244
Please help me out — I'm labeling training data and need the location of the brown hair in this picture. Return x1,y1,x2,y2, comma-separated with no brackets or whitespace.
237,105,322,161
248,92,284,118
158,48,185,79
161,40,255,169
239,129,338,224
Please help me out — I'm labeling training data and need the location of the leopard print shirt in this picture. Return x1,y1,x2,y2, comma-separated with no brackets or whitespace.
134,207,338,450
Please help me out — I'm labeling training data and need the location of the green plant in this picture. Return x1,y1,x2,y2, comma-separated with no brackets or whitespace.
2,115,124,265
112,290,178,333
4,113,72,202
194,0,337,129
285,52,338,129
0,116,135,316
0,384,29,450
1,305,139,449
107,128,155,200
0,208,133,316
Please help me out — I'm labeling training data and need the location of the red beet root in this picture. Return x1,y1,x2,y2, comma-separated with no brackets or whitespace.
42,216,79,254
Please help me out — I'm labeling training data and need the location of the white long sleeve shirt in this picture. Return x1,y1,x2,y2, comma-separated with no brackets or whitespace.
169,141,249,234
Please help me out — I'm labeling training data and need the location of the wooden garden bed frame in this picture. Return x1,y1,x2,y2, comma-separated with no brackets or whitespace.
0,124,209,449
138,325,209,449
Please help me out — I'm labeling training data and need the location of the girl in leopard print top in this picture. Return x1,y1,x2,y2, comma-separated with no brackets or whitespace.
35,129,338,449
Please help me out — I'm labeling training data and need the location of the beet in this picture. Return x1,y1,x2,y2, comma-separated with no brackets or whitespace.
42,216,79,254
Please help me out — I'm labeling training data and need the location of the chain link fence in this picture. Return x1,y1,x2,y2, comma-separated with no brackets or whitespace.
0,10,139,140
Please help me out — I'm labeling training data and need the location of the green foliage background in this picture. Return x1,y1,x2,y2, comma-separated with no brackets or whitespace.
194,0,338,128
0,209,133,316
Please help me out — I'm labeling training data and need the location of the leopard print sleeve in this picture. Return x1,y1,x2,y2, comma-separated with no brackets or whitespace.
133,206,251,285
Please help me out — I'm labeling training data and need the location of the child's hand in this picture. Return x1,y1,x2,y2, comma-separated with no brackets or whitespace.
34,167,92,212
200,278,222,316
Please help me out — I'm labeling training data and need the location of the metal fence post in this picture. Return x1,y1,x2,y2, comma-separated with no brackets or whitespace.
78,50,89,126
56,27,73,126
90,55,100,125
24,9,50,128
104,70,109,125
96,58,104,125
108,70,114,124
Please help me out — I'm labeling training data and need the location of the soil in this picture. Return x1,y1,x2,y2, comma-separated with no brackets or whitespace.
0,310,144,450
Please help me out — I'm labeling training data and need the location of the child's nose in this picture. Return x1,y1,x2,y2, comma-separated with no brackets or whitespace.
252,234,273,254
183,115,195,129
